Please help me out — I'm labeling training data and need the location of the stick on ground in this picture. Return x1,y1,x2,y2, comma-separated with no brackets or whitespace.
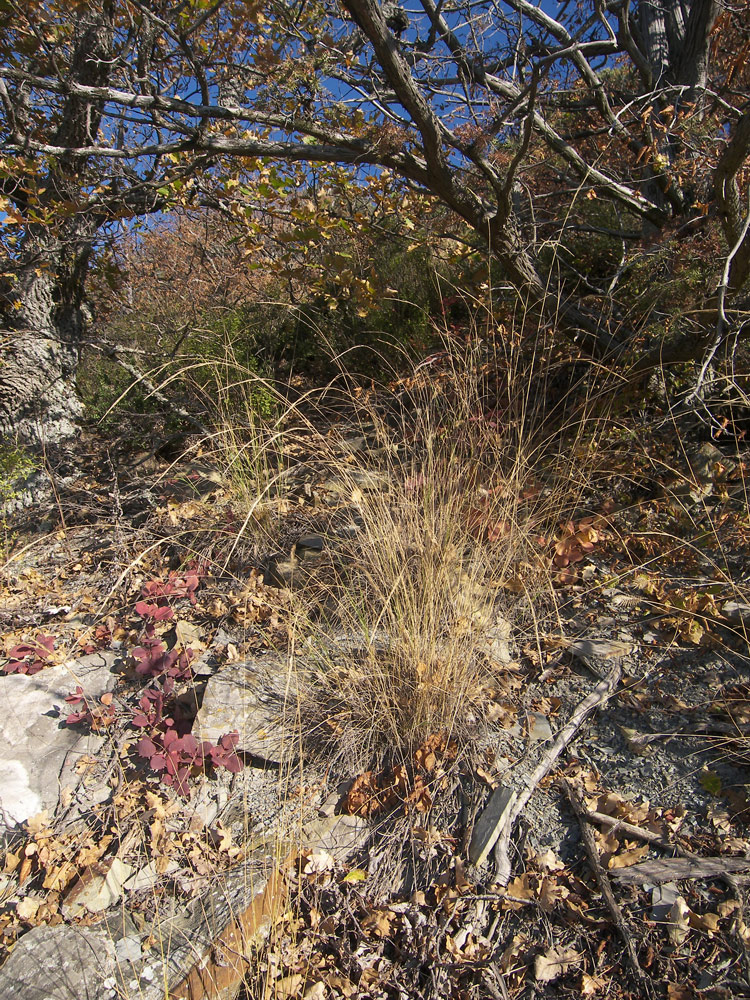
563,779,649,989
492,664,622,884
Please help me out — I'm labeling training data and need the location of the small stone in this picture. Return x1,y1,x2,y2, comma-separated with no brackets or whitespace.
195,656,300,761
296,533,325,551
185,779,219,830
476,620,513,665
568,638,633,678
687,442,729,481
124,859,180,893
62,857,135,918
263,554,299,588
302,814,369,860
527,712,553,743
468,785,516,867
723,602,750,626
114,934,143,965
349,468,389,489
651,881,680,922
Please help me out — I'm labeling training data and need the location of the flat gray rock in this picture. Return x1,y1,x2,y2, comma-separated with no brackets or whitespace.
468,785,516,867
527,711,553,743
723,601,750,627
0,652,117,830
0,924,115,1000
302,814,369,860
195,656,300,761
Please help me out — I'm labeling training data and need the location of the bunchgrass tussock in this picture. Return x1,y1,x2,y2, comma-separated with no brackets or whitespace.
291,327,590,773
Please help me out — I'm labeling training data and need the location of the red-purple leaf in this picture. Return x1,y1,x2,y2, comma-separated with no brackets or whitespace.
136,736,157,757
64,686,85,705
135,601,174,621
180,733,198,755
222,753,243,774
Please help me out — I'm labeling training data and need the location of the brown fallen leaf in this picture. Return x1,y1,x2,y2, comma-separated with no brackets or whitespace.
688,910,721,936
667,896,690,946
15,897,42,922
504,873,536,908
3,851,21,874
538,877,569,912
606,843,650,869
581,972,608,995
362,907,398,939
275,974,303,998
667,983,693,999
42,860,78,892
534,944,583,983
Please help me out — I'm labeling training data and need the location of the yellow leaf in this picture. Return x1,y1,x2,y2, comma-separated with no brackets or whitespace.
606,843,650,868
341,868,368,883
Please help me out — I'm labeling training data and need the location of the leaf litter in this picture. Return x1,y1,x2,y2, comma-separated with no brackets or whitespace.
0,422,749,999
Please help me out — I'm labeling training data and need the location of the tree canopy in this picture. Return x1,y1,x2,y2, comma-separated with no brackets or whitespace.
1,0,749,441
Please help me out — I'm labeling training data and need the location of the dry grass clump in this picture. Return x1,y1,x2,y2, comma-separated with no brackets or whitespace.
293,335,586,770
195,312,610,772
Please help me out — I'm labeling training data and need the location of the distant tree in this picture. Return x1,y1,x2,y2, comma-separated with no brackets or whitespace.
1,0,748,442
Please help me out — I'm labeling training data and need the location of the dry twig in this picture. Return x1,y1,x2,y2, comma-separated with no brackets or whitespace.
492,663,622,884
563,779,649,989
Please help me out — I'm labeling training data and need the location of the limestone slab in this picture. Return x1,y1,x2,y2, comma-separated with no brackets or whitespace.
0,652,117,830
0,924,115,1000
195,656,299,762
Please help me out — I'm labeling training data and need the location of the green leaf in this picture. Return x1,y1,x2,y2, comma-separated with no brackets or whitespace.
700,770,722,797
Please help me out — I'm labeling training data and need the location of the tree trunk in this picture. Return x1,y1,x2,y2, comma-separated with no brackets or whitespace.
0,7,115,444
638,0,718,98
0,242,87,445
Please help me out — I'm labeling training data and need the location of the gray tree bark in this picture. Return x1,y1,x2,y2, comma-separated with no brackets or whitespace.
0,236,90,444
0,7,113,444
637,0,718,98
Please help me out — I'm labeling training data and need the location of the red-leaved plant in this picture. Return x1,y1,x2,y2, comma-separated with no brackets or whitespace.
131,680,176,729
78,623,113,655
134,601,174,622
140,565,203,607
131,625,194,680
3,634,55,675
136,730,242,797
64,688,116,731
